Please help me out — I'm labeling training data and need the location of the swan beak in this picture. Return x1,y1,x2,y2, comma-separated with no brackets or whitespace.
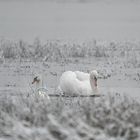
32,76,40,84
32,80,35,84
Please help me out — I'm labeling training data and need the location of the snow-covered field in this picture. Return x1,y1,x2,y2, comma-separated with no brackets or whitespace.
0,39,140,139
0,39,140,98
1,0,140,139
1,92,140,140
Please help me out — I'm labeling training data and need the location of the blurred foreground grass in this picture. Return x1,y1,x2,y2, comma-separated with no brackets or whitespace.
0,93,140,140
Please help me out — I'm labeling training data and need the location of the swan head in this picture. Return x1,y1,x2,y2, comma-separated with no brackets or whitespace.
90,70,98,90
32,75,41,84
90,70,98,78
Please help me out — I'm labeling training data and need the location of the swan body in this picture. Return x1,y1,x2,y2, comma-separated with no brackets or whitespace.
59,70,99,95
75,71,89,81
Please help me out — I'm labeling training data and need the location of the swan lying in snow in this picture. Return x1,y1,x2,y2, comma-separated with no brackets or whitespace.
59,70,99,95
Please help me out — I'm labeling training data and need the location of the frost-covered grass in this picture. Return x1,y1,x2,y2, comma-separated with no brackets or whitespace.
0,38,140,68
0,38,140,139
0,93,140,140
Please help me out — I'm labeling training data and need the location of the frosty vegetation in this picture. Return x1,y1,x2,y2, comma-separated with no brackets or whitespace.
0,38,140,81
0,38,140,68
0,93,140,140
0,38,140,140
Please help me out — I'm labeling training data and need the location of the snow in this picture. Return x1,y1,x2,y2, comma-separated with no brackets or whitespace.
0,39,140,139
0,0,140,139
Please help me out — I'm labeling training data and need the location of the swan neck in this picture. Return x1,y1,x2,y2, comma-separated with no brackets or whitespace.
36,75,43,89
90,75,97,92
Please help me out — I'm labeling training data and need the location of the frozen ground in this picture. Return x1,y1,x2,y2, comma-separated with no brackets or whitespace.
0,60,140,100
0,39,140,99
0,39,140,139
1,92,140,140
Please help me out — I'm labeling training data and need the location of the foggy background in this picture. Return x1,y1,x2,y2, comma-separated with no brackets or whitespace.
0,0,140,42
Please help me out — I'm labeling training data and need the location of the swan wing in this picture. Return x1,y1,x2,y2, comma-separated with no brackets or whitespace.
75,71,89,81
59,71,78,95
59,71,96,95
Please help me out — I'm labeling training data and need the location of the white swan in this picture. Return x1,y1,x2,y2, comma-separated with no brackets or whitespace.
59,70,99,95
31,74,49,99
